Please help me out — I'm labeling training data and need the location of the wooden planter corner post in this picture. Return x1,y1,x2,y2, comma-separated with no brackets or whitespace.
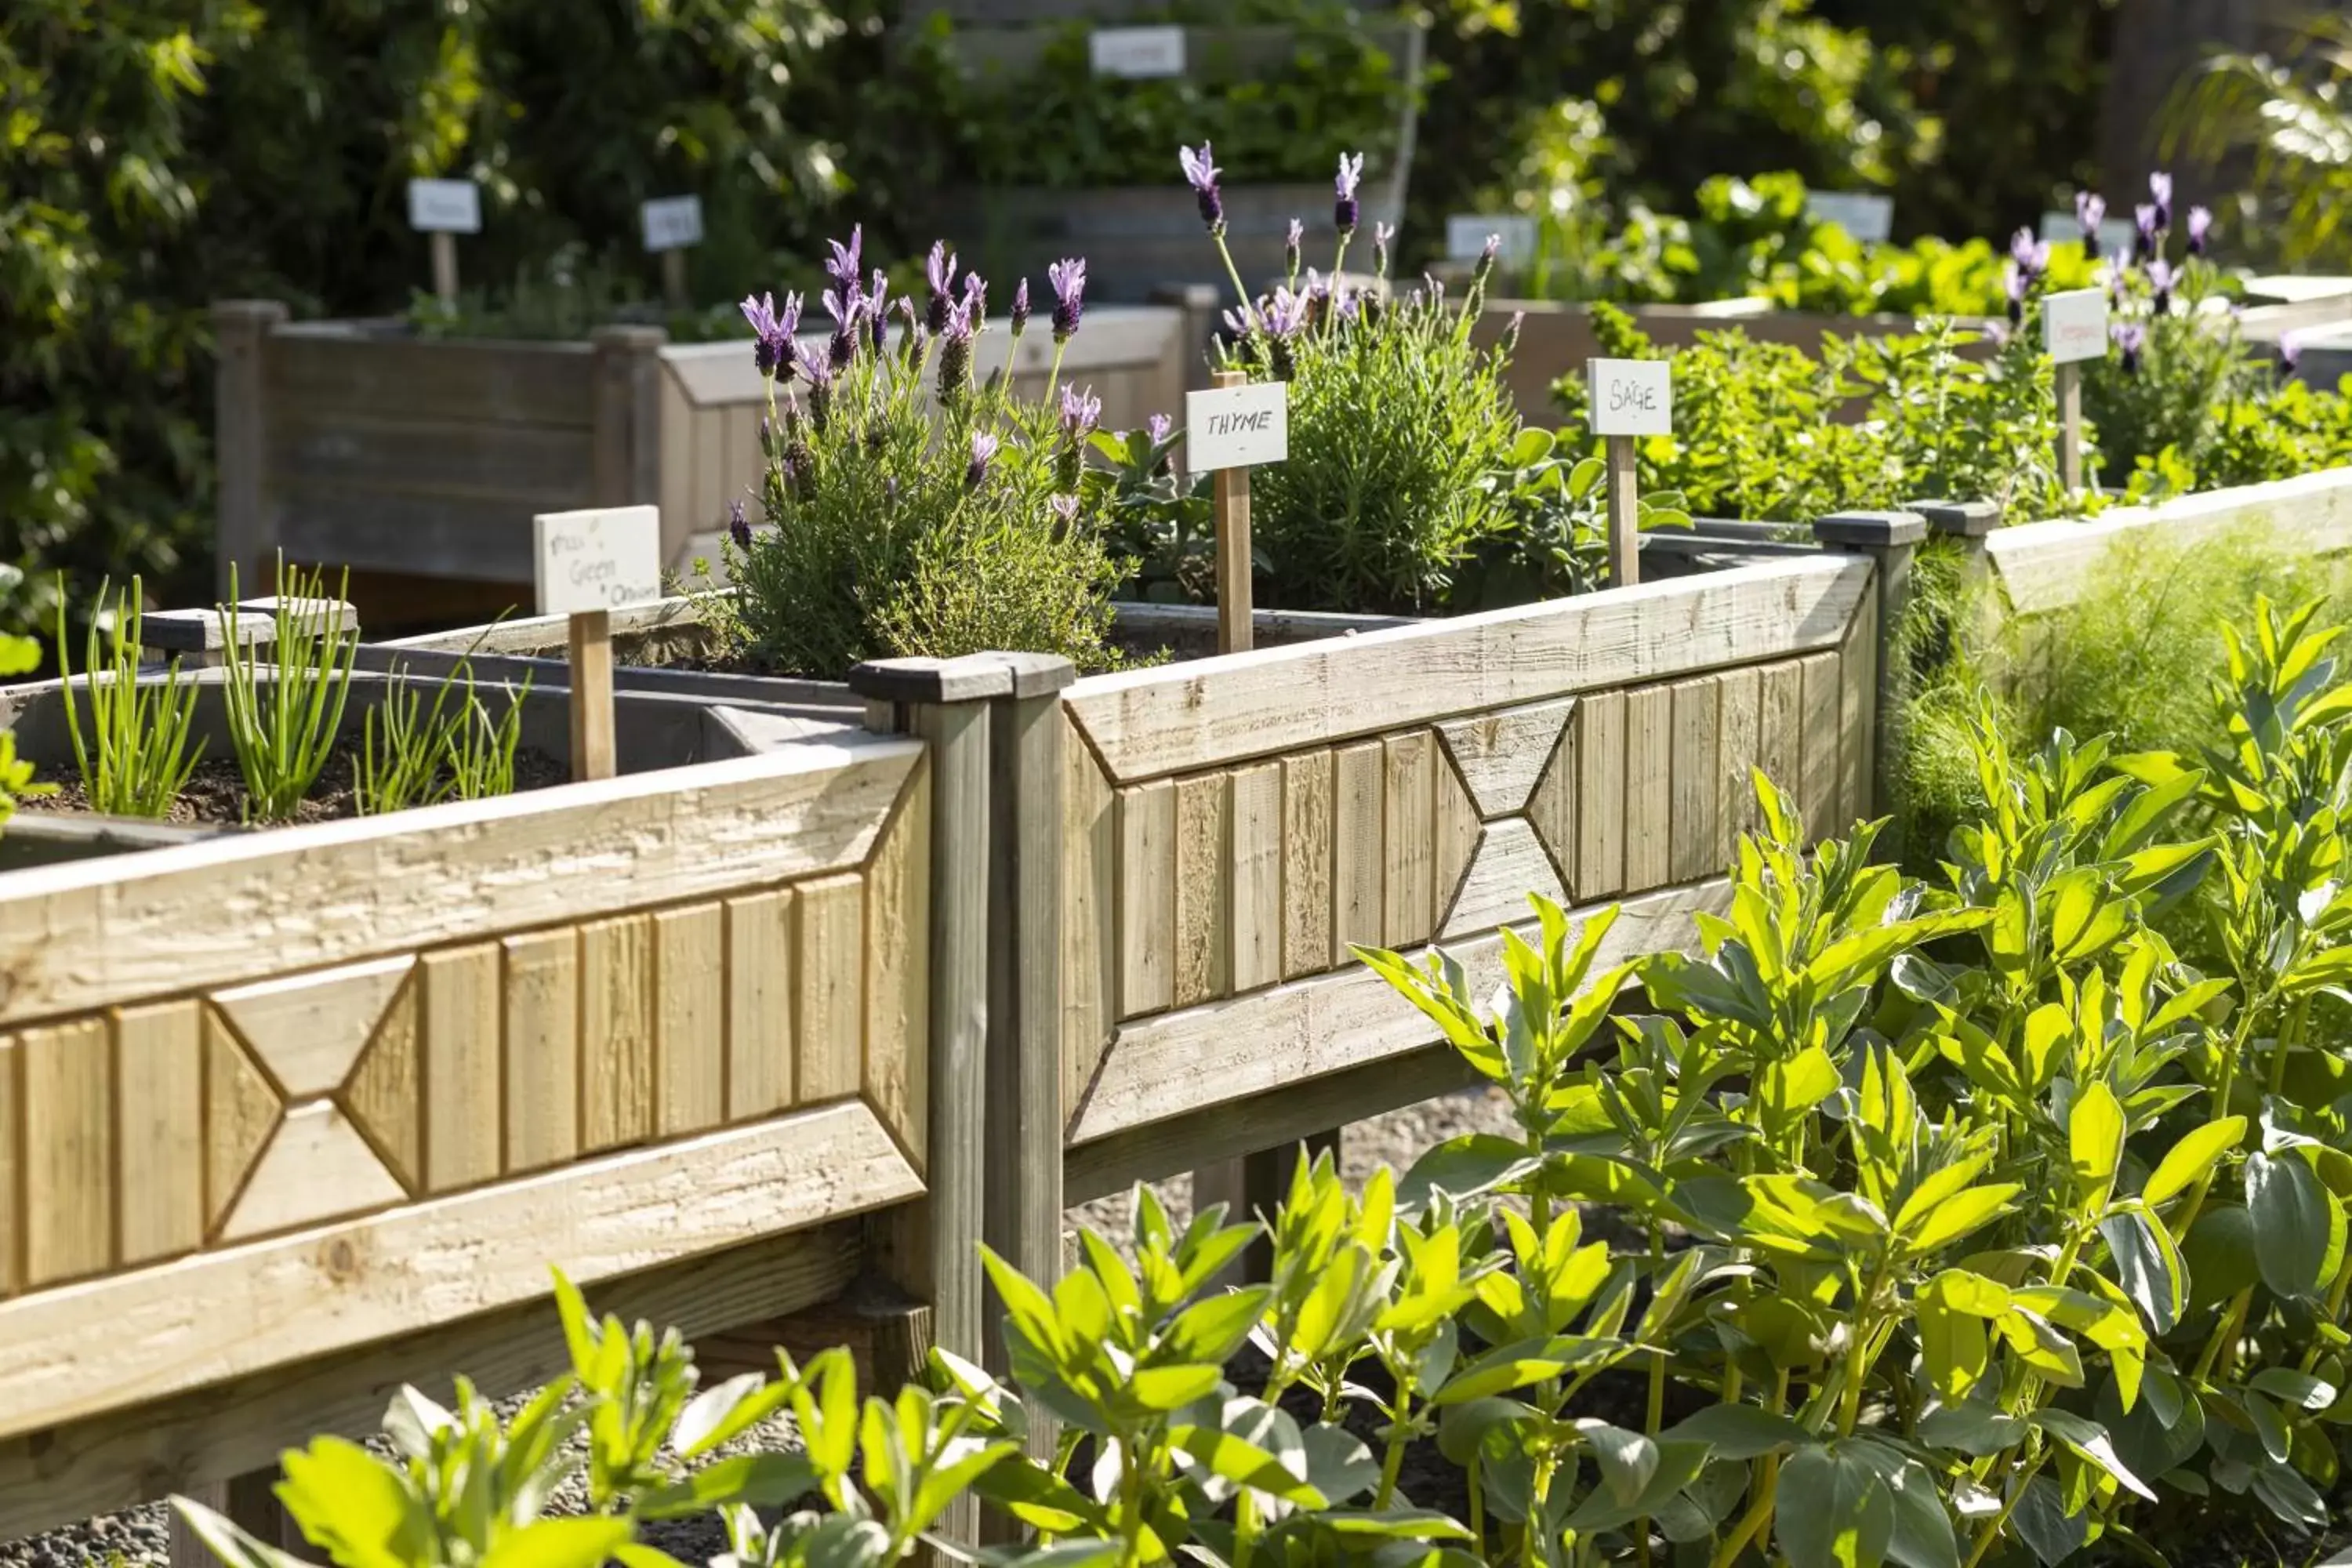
212,301,291,602
848,654,1007,1544
982,655,1076,1465
1810,510,1926,856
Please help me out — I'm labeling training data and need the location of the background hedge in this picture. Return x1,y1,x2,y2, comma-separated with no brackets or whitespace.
3,0,2119,647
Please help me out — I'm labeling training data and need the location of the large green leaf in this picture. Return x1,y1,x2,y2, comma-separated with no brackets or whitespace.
1658,1403,1811,1459
638,1454,818,1519
1399,1134,1543,1208
2067,1082,2124,1210
2098,1208,2185,1334
2141,1116,2246,1210
1917,1402,2024,1457
2246,1150,2335,1298
1775,1447,1893,1568
2031,1410,2156,1501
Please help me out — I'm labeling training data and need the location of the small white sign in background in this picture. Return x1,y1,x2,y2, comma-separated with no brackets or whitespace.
1446,215,1539,267
641,195,705,253
407,179,482,234
1588,358,1673,437
2043,288,2111,364
1187,380,1288,473
534,505,663,615
1806,192,1894,244
1089,26,1185,77
2040,210,2135,258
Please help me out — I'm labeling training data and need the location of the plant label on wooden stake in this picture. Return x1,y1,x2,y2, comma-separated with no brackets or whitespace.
641,195,705,310
406,179,481,307
1805,192,1894,243
1089,26,1185,77
1446,215,1537,267
2043,287,2110,494
1186,372,1288,655
1586,357,1671,590
535,504,659,782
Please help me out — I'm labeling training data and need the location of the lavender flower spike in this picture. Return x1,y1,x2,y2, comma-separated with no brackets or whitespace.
2282,330,2305,373
966,430,1000,489
2149,171,2174,232
2187,205,2213,256
1011,278,1032,336
1180,143,1225,233
962,271,988,331
823,226,864,305
1147,412,1173,446
1285,218,1304,278
1374,220,1395,276
728,499,752,551
2114,321,2146,375
2132,203,2159,263
1049,257,1087,342
2003,260,2028,327
1334,151,1365,236
1059,383,1104,440
740,291,797,377
2147,257,2176,315
924,241,959,335
2076,191,2107,258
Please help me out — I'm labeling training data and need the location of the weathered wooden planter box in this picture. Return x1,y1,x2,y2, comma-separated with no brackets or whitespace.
925,21,1423,303
211,303,1192,630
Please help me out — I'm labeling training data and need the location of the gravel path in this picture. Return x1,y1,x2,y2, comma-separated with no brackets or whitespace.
0,1086,1513,1568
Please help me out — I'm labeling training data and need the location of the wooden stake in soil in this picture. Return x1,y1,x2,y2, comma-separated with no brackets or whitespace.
2043,287,2110,495
406,179,481,309
1587,357,1672,590
1186,368,1289,655
568,608,616,782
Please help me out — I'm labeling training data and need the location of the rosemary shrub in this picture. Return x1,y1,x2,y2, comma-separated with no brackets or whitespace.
717,232,1124,677
55,579,204,818
221,561,358,824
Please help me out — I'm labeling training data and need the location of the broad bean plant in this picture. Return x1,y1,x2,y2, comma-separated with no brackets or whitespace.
181,598,2352,1568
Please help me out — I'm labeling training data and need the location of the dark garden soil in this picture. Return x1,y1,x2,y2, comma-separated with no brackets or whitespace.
23,746,568,828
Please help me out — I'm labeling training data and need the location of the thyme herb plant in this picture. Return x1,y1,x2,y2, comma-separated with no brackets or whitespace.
717,232,1126,677
221,560,359,824
54,578,204,818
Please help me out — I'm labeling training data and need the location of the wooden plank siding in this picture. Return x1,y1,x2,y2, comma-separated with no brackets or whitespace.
0,736,931,1442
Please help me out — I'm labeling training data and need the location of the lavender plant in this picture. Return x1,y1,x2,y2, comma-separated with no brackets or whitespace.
1186,143,1526,613
714,230,1127,677
55,578,204,818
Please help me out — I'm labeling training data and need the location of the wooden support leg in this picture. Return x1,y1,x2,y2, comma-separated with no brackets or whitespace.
171,1471,294,1568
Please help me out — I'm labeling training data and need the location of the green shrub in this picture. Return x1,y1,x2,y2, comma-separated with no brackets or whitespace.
717,242,1124,676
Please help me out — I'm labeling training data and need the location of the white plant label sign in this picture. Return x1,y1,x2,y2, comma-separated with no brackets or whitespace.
1446,215,1538,266
407,179,482,234
534,505,663,615
1090,27,1185,78
2043,288,2110,363
641,195,705,252
1588,358,1672,437
2040,210,2135,257
1187,380,1288,473
1807,192,1894,243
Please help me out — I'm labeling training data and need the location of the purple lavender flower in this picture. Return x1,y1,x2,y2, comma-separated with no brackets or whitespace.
2101,255,2127,307
2187,205,2213,256
1011,278,1031,337
740,291,800,378
1047,492,1081,527
1049,257,1086,342
2076,191,2107,258
1286,218,1303,278
1334,151,1364,237
2282,331,2305,373
2009,227,2049,282
2149,171,2174,233
2148,257,2176,315
2003,260,2028,327
966,430,999,489
822,282,862,370
924,241,959,335
867,270,891,354
728,498,751,551
1374,220,1395,276
1180,143,1224,233
823,227,863,310
963,271,988,330
1261,286,1307,339
1147,412,1173,446
2133,203,2159,262
1059,383,1103,441
2114,321,2146,375
937,301,974,403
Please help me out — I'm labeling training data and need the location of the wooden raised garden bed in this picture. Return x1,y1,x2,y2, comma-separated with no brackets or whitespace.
212,302,1192,631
